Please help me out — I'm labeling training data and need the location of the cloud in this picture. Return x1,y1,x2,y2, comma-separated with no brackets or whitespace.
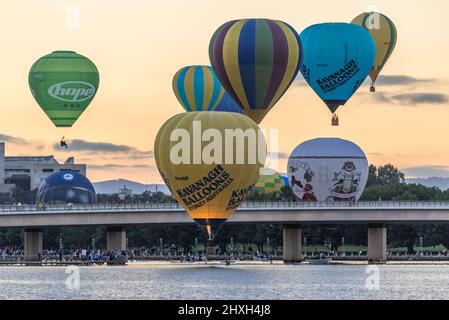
295,74,438,88
0,133,46,149
88,163,155,170
371,92,448,106
402,166,449,178
53,139,154,159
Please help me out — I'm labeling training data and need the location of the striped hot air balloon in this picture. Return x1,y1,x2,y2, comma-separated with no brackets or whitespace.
351,12,397,92
209,19,303,124
172,65,225,112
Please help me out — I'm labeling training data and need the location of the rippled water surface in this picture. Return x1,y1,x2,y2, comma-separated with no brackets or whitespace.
0,263,448,299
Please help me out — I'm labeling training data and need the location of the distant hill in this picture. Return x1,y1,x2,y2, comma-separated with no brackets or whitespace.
93,179,170,195
406,177,449,191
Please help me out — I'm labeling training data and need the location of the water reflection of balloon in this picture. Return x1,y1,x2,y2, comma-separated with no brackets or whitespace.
154,112,266,239
351,12,397,92
300,23,375,125
209,18,302,124
287,138,368,202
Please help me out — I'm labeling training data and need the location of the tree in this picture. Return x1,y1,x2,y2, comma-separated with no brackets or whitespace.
376,164,405,185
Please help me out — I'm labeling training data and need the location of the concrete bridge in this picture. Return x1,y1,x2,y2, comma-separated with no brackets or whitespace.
2,201,449,263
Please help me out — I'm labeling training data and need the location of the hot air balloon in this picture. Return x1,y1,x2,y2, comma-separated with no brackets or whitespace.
29,51,100,147
253,168,286,194
300,23,375,125
172,65,225,112
287,138,368,202
351,12,397,92
154,112,266,239
36,171,96,204
209,19,302,124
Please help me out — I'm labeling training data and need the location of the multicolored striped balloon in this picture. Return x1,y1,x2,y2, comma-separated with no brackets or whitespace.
351,12,397,91
209,19,303,124
172,65,224,112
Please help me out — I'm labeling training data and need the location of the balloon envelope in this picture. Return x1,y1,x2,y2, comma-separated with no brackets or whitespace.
214,91,243,114
154,112,266,239
253,168,286,194
287,138,368,201
209,18,302,124
300,23,375,113
351,12,397,87
172,65,224,112
29,51,99,127
36,171,96,204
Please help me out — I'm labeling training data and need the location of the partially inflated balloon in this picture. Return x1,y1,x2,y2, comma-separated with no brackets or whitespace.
287,138,368,202
172,65,224,111
253,168,286,194
154,112,266,239
214,92,243,114
209,19,302,124
300,23,375,114
351,12,397,91
29,51,99,127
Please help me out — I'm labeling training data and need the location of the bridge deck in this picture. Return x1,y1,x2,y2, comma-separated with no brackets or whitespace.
1,202,449,228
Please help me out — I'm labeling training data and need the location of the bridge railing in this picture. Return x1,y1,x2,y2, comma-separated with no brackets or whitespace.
2,201,449,212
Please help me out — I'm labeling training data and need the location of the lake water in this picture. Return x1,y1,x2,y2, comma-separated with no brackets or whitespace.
0,262,448,300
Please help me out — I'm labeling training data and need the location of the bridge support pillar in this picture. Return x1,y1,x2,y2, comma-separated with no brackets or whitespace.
283,224,302,263
368,224,387,264
107,226,126,252
24,228,43,261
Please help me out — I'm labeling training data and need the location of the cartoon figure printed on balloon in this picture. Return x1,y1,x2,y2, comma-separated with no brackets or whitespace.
289,162,317,202
330,161,361,201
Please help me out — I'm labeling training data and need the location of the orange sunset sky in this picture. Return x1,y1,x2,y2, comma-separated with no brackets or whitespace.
1,0,449,183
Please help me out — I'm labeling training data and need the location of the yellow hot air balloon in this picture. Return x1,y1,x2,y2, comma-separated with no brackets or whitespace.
352,12,397,92
154,112,266,239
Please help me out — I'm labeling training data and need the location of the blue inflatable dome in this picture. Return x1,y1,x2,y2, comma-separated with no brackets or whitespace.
36,171,96,204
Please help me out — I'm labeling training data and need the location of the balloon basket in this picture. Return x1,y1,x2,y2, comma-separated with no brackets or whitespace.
370,84,376,92
331,115,339,126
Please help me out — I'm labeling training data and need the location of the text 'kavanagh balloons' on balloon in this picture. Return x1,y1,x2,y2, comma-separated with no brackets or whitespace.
209,19,303,124
29,51,100,128
300,23,375,115
351,12,397,92
253,168,286,194
36,171,96,204
287,138,368,202
214,91,243,114
154,112,266,239
172,65,225,112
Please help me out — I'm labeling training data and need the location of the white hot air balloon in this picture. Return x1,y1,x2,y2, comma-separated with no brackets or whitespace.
287,138,368,202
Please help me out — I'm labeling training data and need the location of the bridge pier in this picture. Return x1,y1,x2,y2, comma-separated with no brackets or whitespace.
283,224,302,263
107,226,126,252
24,228,43,261
368,224,387,264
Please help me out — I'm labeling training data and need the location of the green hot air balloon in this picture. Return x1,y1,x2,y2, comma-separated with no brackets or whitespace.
29,51,99,128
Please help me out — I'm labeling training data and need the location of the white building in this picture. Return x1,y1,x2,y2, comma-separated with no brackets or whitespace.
0,142,86,192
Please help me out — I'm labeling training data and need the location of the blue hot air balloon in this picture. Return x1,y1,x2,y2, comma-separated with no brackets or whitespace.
300,23,375,125
36,171,96,204
214,91,243,114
